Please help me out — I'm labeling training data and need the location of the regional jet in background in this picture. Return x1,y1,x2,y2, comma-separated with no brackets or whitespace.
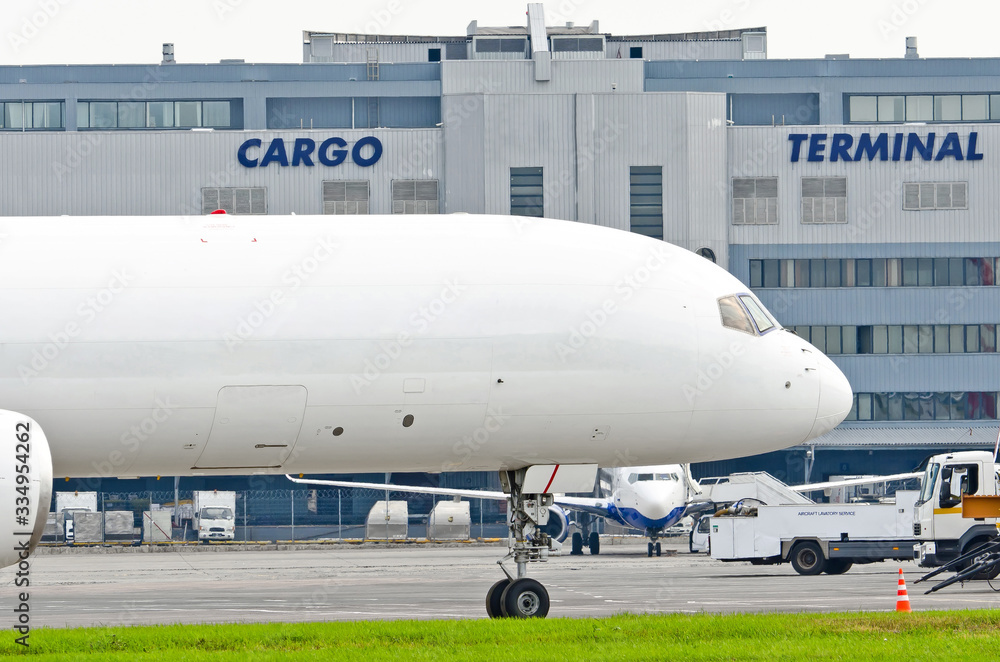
289,463,715,558
1,213,853,619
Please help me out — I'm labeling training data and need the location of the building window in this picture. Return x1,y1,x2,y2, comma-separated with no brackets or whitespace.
903,182,968,210
629,166,663,239
392,180,439,214
845,392,997,421
732,177,778,225
78,100,235,129
795,324,997,355
428,48,441,62
848,93,1000,123
0,101,65,130
801,177,847,224
510,167,544,218
474,38,526,54
323,181,369,214
202,188,266,215
31,102,64,128
445,43,467,60
630,46,643,58
551,37,605,52
749,257,999,288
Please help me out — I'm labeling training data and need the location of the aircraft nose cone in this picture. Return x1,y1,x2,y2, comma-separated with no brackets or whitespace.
807,353,853,441
631,484,675,521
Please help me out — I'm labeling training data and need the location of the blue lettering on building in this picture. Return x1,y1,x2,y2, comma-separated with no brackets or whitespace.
789,132,982,162
238,136,384,168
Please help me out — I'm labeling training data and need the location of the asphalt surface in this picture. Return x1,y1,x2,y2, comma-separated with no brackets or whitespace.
4,538,999,628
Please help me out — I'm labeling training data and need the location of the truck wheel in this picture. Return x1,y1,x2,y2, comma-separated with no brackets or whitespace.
790,541,827,575
824,559,853,575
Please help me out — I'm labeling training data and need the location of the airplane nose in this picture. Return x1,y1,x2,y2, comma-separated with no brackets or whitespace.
631,483,675,521
806,353,853,441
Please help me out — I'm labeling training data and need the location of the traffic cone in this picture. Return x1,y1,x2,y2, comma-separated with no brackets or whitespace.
896,568,912,612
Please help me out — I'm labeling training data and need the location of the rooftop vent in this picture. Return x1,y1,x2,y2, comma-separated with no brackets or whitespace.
162,43,175,65
905,36,918,59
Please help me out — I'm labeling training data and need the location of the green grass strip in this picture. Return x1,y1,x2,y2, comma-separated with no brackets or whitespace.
2,611,999,660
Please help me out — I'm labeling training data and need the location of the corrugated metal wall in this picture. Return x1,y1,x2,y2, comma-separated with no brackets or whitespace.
832,354,1000,393
0,129,443,216
441,60,644,95
728,125,1000,247
607,40,742,61
306,42,447,65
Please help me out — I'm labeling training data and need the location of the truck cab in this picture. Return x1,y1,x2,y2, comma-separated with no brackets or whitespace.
192,490,237,542
914,451,1000,567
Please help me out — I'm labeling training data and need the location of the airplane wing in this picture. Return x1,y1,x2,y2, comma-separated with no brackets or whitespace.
792,472,923,493
682,500,717,519
285,474,507,501
286,474,615,517
549,495,613,519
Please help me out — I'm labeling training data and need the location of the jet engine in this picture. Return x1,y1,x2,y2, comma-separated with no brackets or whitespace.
540,504,569,542
0,411,53,569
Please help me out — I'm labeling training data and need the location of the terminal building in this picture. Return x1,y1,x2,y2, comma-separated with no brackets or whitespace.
6,4,1000,491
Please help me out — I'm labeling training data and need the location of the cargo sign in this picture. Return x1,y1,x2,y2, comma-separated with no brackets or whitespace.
788,132,983,162
237,136,383,168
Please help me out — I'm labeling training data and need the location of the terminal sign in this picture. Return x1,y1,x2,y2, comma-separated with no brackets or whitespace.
238,136,383,168
788,132,983,163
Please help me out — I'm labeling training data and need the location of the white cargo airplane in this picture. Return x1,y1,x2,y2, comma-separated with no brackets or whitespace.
288,463,711,557
0,213,852,618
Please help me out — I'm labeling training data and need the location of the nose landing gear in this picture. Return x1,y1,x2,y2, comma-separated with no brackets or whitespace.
487,469,554,618
647,529,663,557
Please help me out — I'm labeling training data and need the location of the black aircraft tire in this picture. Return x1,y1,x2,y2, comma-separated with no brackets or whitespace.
655,542,662,557
486,578,511,619
790,541,827,575
589,531,600,555
571,532,584,555
500,578,550,618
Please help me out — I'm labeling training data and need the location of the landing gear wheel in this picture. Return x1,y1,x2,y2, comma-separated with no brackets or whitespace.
647,542,654,557
655,542,662,557
486,578,511,618
571,532,584,556
790,541,827,575
500,578,550,618
589,532,600,555
823,559,853,575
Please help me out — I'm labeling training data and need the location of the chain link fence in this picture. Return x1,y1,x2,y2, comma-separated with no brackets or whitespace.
45,488,509,543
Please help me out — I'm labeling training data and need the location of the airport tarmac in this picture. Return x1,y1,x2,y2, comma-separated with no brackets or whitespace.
5,538,999,628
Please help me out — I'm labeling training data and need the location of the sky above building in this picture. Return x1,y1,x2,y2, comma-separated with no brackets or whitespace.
1,0,997,65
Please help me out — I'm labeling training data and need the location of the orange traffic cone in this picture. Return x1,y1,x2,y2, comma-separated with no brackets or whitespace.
896,568,912,612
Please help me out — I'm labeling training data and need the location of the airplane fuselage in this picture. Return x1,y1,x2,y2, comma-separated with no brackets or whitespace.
2,214,852,480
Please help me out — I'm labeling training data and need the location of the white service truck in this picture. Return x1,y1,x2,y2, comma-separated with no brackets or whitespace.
913,451,1000,572
193,491,236,542
710,451,999,575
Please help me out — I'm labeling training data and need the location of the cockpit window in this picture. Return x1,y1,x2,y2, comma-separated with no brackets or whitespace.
739,295,776,333
718,296,755,335
627,472,680,483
